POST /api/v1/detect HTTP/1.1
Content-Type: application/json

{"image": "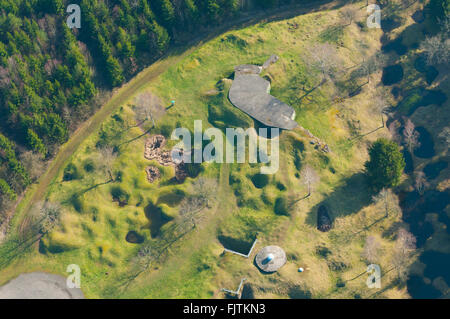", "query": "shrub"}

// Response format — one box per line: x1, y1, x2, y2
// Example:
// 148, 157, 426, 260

276, 182, 286, 191
185, 162, 203, 178
115, 170, 123, 182
274, 196, 289, 216
160, 123, 174, 138
70, 194, 85, 212
251, 173, 269, 189
83, 158, 95, 172
63, 163, 82, 181
111, 186, 130, 205
365, 138, 405, 191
